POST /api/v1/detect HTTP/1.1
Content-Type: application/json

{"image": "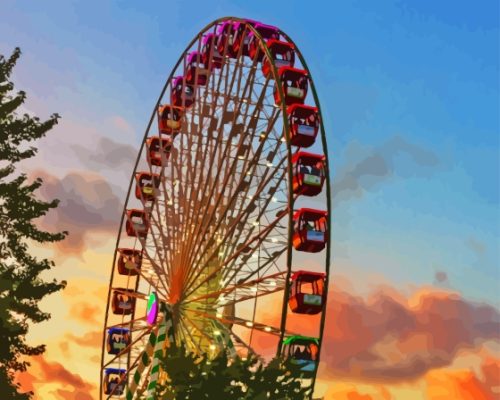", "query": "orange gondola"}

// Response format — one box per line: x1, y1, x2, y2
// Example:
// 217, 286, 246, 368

146, 136, 172, 167
135, 172, 160, 202
157, 104, 183, 135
